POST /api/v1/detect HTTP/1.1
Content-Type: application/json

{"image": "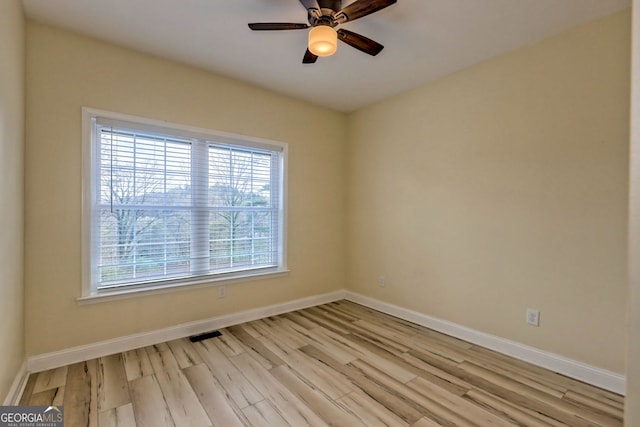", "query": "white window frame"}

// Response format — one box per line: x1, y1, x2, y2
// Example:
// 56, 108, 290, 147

80, 108, 288, 302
